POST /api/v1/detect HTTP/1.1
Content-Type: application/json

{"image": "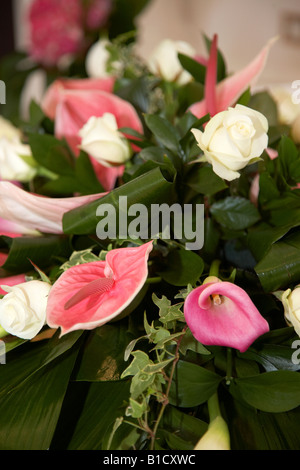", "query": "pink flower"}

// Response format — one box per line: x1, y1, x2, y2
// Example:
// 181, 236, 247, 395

46, 241, 153, 335
85, 0, 113, 30
42, 78, 143, 190
42, 77, 115, 121
28, 0, 84, 67
0, 274, 27, 296
0, 181, 106, 234
184, 277, 269, 353
189, 36, 276, 119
